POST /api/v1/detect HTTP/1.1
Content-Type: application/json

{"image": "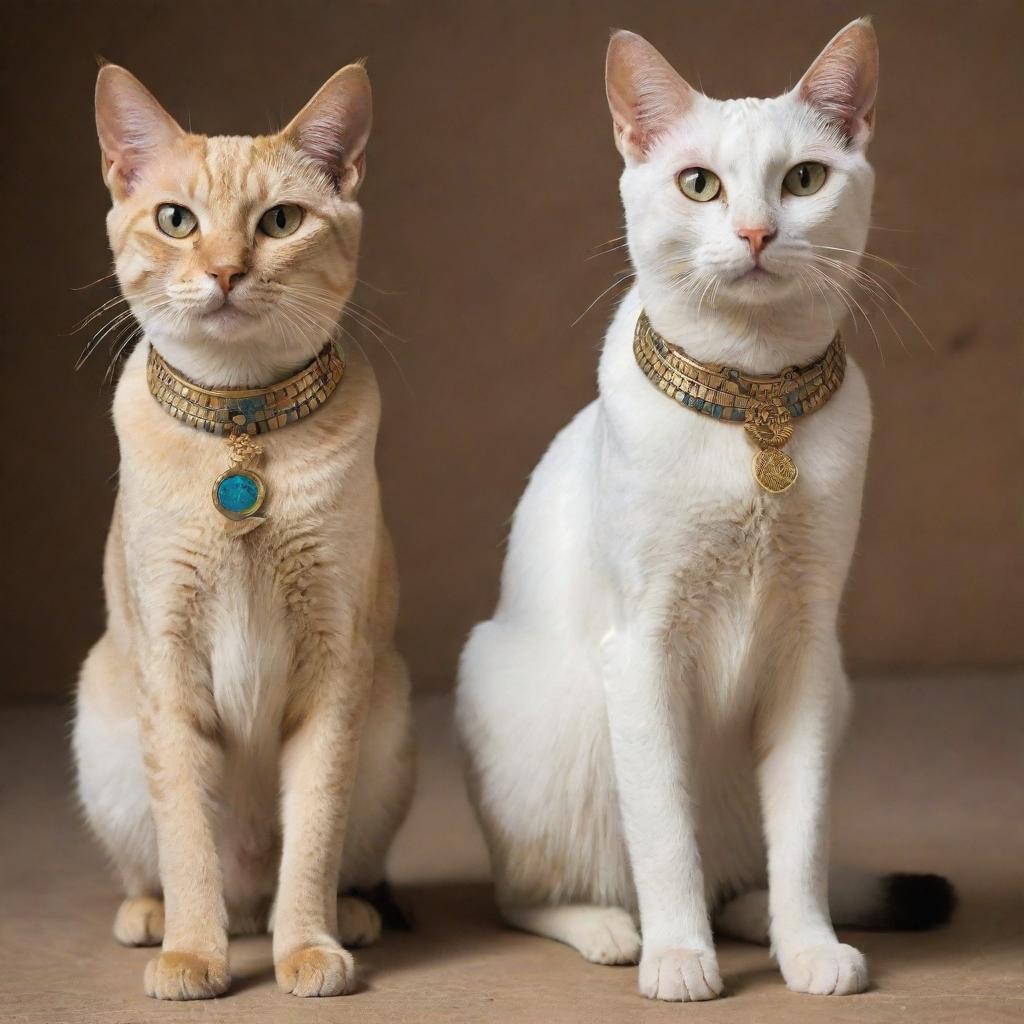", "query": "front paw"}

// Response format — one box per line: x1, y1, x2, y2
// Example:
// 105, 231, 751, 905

779, 942, 868, 995
144, 951, 229, 1000
275, 942, 355, 997
639, 948, 723, 1002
